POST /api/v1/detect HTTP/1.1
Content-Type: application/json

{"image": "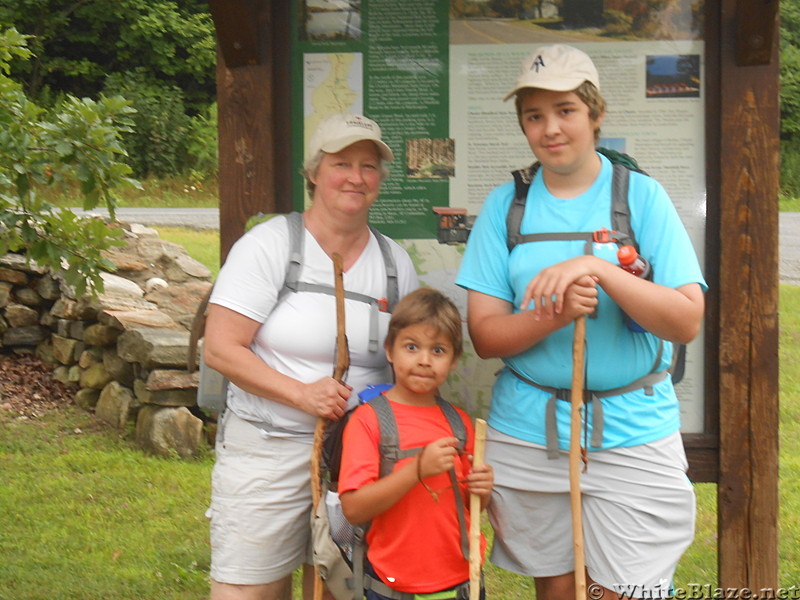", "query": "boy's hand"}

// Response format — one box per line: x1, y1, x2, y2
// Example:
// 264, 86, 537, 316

418, 437, 459, 479
467, 463, 494, 500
